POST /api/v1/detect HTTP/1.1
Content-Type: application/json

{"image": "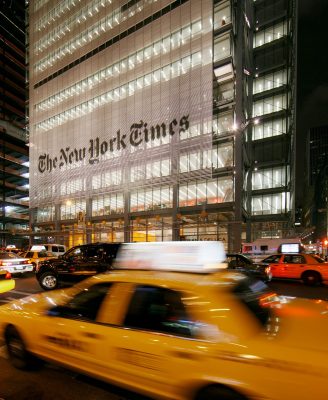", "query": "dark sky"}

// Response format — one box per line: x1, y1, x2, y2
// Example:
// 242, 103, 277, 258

298, 0, 328, 129
296, 0, 328, 204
